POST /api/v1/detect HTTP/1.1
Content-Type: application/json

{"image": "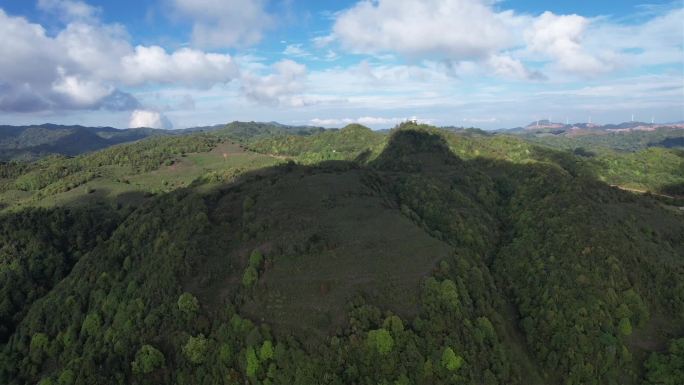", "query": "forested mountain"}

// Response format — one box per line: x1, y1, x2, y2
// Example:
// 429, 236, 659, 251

0, 123, 682, 385
0, 125, 167, 161
0, 122, 325, 162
